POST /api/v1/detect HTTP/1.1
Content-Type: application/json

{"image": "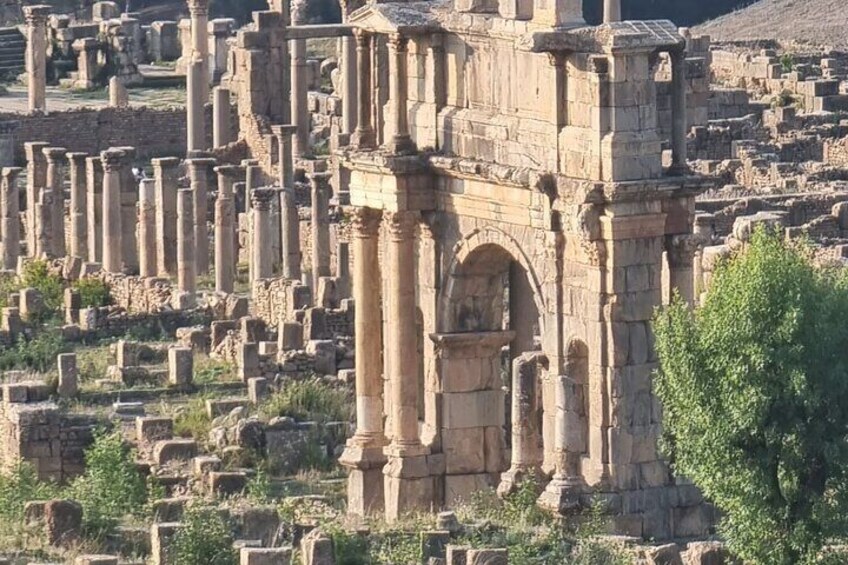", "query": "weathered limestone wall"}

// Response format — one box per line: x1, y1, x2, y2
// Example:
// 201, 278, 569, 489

0, 104, 238, 163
